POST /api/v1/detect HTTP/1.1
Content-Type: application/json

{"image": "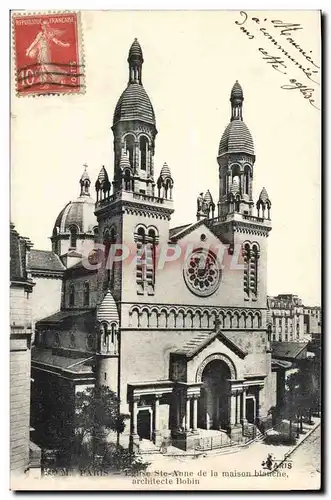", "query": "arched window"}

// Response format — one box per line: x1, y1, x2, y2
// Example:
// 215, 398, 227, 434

69, 283, 75, 307
164, 179, 172, 200
244, 166, 250, 195
148, 228, 157, 287
69, 226, 78, 249
136, 227, 146, 295
125, 134, 135, 169
102, 323, 108, 347
139, 136, 148, 171
83, 282, 90, 307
